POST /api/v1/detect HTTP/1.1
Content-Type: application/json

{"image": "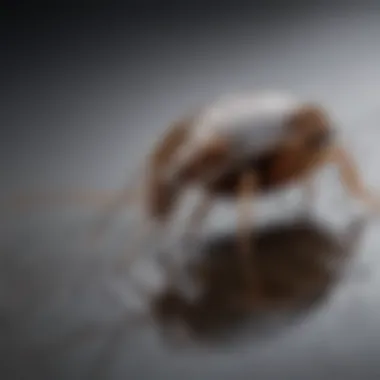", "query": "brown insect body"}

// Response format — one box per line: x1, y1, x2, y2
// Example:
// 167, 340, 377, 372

146, 104, 333, 221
